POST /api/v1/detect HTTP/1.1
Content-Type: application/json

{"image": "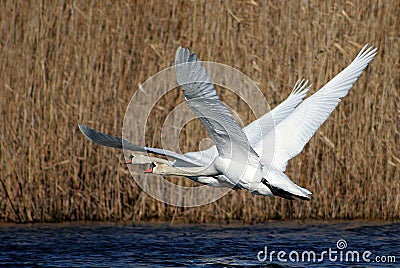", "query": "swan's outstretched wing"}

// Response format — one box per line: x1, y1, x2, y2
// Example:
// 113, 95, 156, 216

244, 79, 311, 148
175, 46, 259, 163
181, 80, 311, 166
256, 45, 377, 171
79, 124, 138, 151
78, 124, 201, 166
